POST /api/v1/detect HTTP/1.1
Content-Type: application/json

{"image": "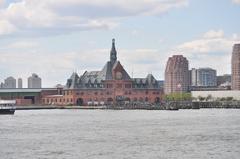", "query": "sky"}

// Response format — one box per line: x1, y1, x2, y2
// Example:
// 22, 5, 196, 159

0, 0, 240, 87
